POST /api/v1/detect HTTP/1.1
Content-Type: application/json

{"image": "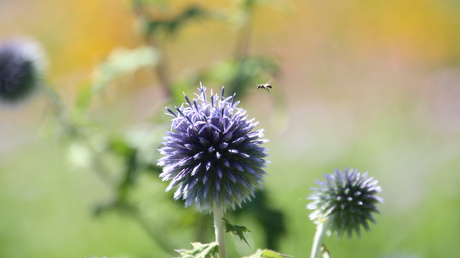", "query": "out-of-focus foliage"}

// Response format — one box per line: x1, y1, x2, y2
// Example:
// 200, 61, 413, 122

75, 46, 159, 118
139, 4, 208, 37
91, 47, 158, 93
194, 56, 280, 97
